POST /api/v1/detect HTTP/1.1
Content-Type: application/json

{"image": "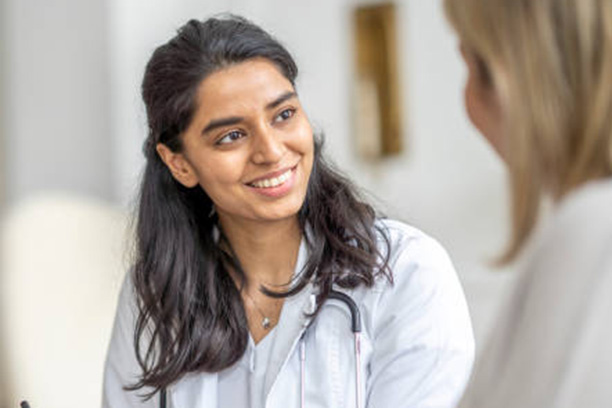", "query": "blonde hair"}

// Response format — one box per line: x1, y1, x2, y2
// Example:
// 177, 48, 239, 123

445, 0, 612, 263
